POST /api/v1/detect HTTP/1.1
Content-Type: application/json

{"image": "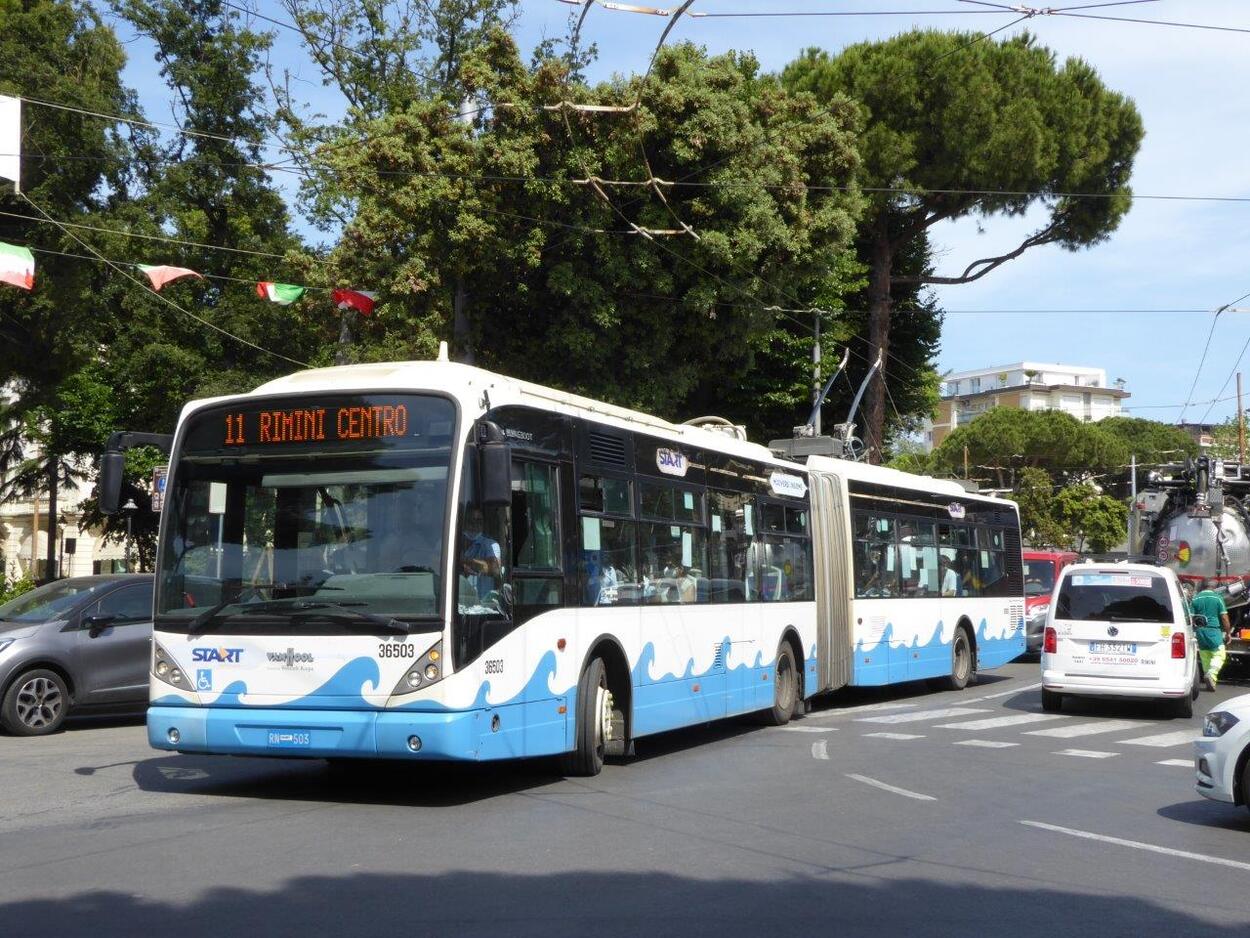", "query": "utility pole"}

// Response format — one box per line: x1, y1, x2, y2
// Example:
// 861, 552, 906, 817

963, 444, 970, 480
1239, 372, 1246, 464
812, 311, 821, 435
